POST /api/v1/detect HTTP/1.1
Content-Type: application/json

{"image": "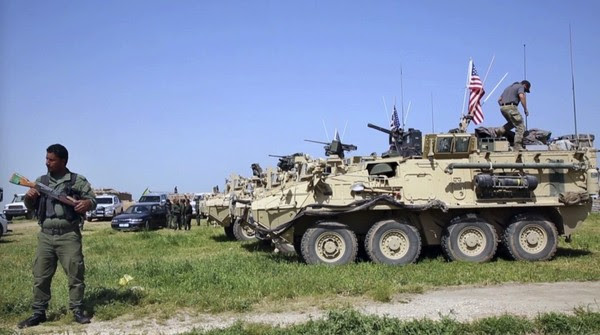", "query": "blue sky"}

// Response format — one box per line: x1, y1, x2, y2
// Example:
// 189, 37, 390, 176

1, 0, 599, 205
